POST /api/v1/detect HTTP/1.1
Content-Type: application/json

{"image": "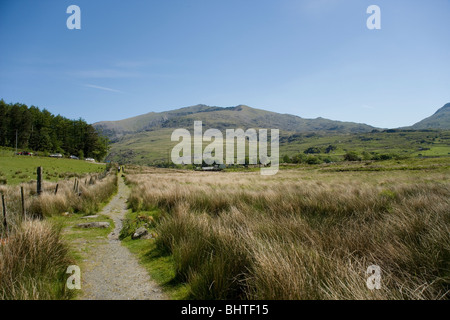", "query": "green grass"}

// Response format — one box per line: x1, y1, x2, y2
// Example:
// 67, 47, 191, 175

281, 130, 450, 158
51, 213, 114, 242
120, 209, 190, 299
48, 213, 115, 299
0, 148, 106, 185
105, 128, 450, 166
45, 180, 118, 299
